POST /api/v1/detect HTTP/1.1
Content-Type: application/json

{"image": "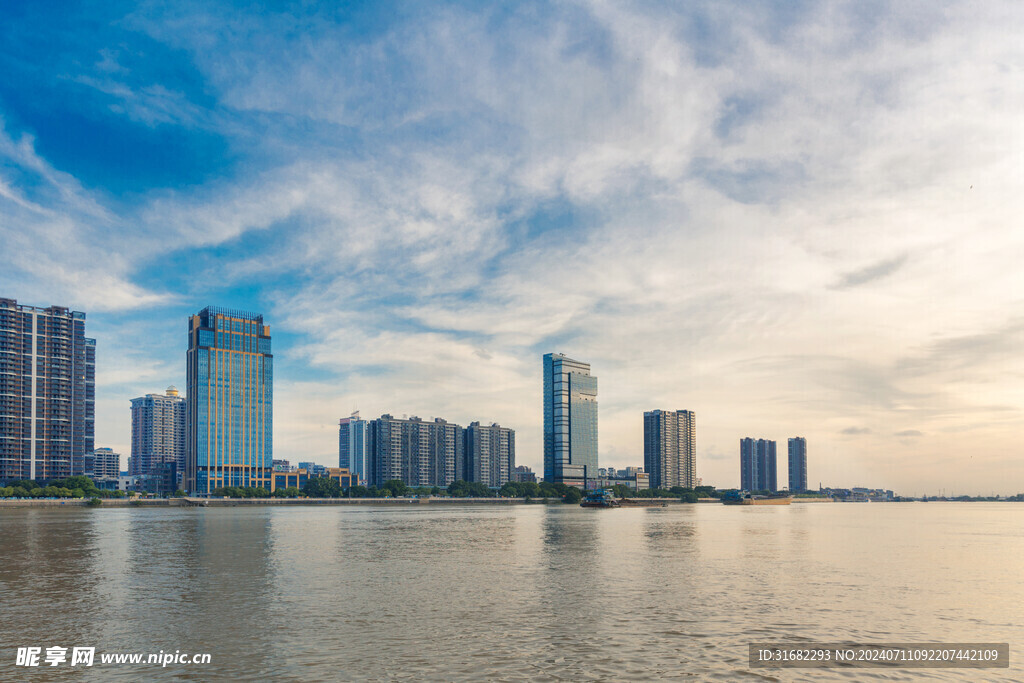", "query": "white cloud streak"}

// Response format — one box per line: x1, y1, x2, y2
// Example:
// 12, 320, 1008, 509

4, 1, 1024, 492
